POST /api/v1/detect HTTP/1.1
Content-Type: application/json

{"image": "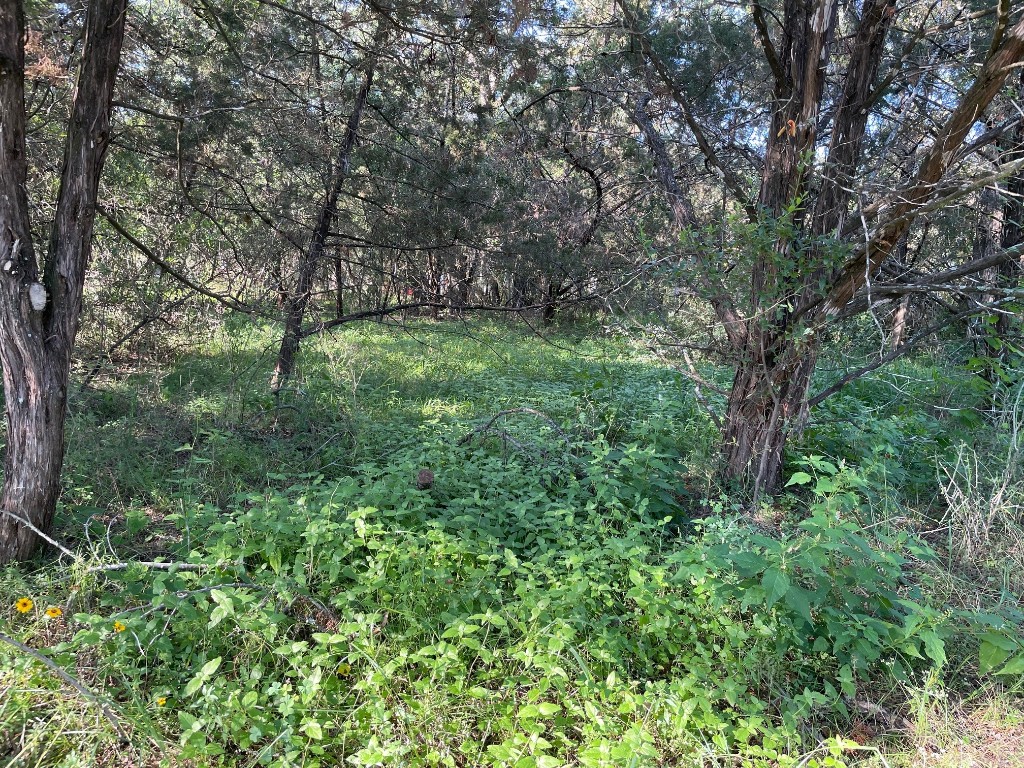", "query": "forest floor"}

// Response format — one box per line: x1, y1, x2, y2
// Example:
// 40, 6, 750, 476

1, 319, 1022, 767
